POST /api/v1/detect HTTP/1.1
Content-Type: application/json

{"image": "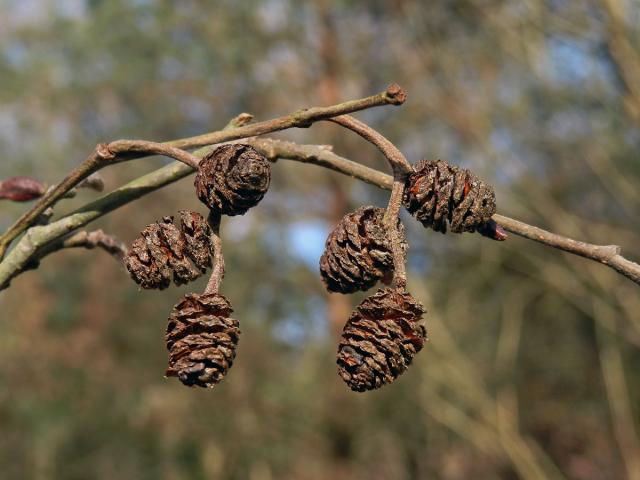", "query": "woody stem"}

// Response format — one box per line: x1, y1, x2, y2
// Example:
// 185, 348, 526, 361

204, 210, 225, 295
386, 175, 408, 289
